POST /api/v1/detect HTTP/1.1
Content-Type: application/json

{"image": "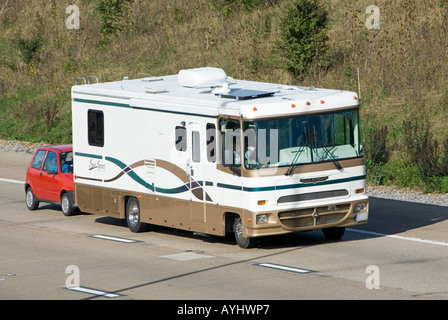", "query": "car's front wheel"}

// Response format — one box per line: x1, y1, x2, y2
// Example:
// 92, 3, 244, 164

25, 187, 39, 211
